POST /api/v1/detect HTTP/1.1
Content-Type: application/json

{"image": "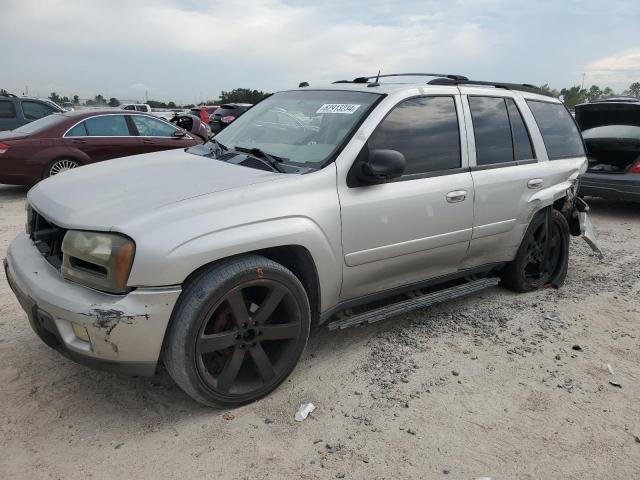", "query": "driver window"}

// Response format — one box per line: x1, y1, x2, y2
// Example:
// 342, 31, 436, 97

368, 96, 461, 177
